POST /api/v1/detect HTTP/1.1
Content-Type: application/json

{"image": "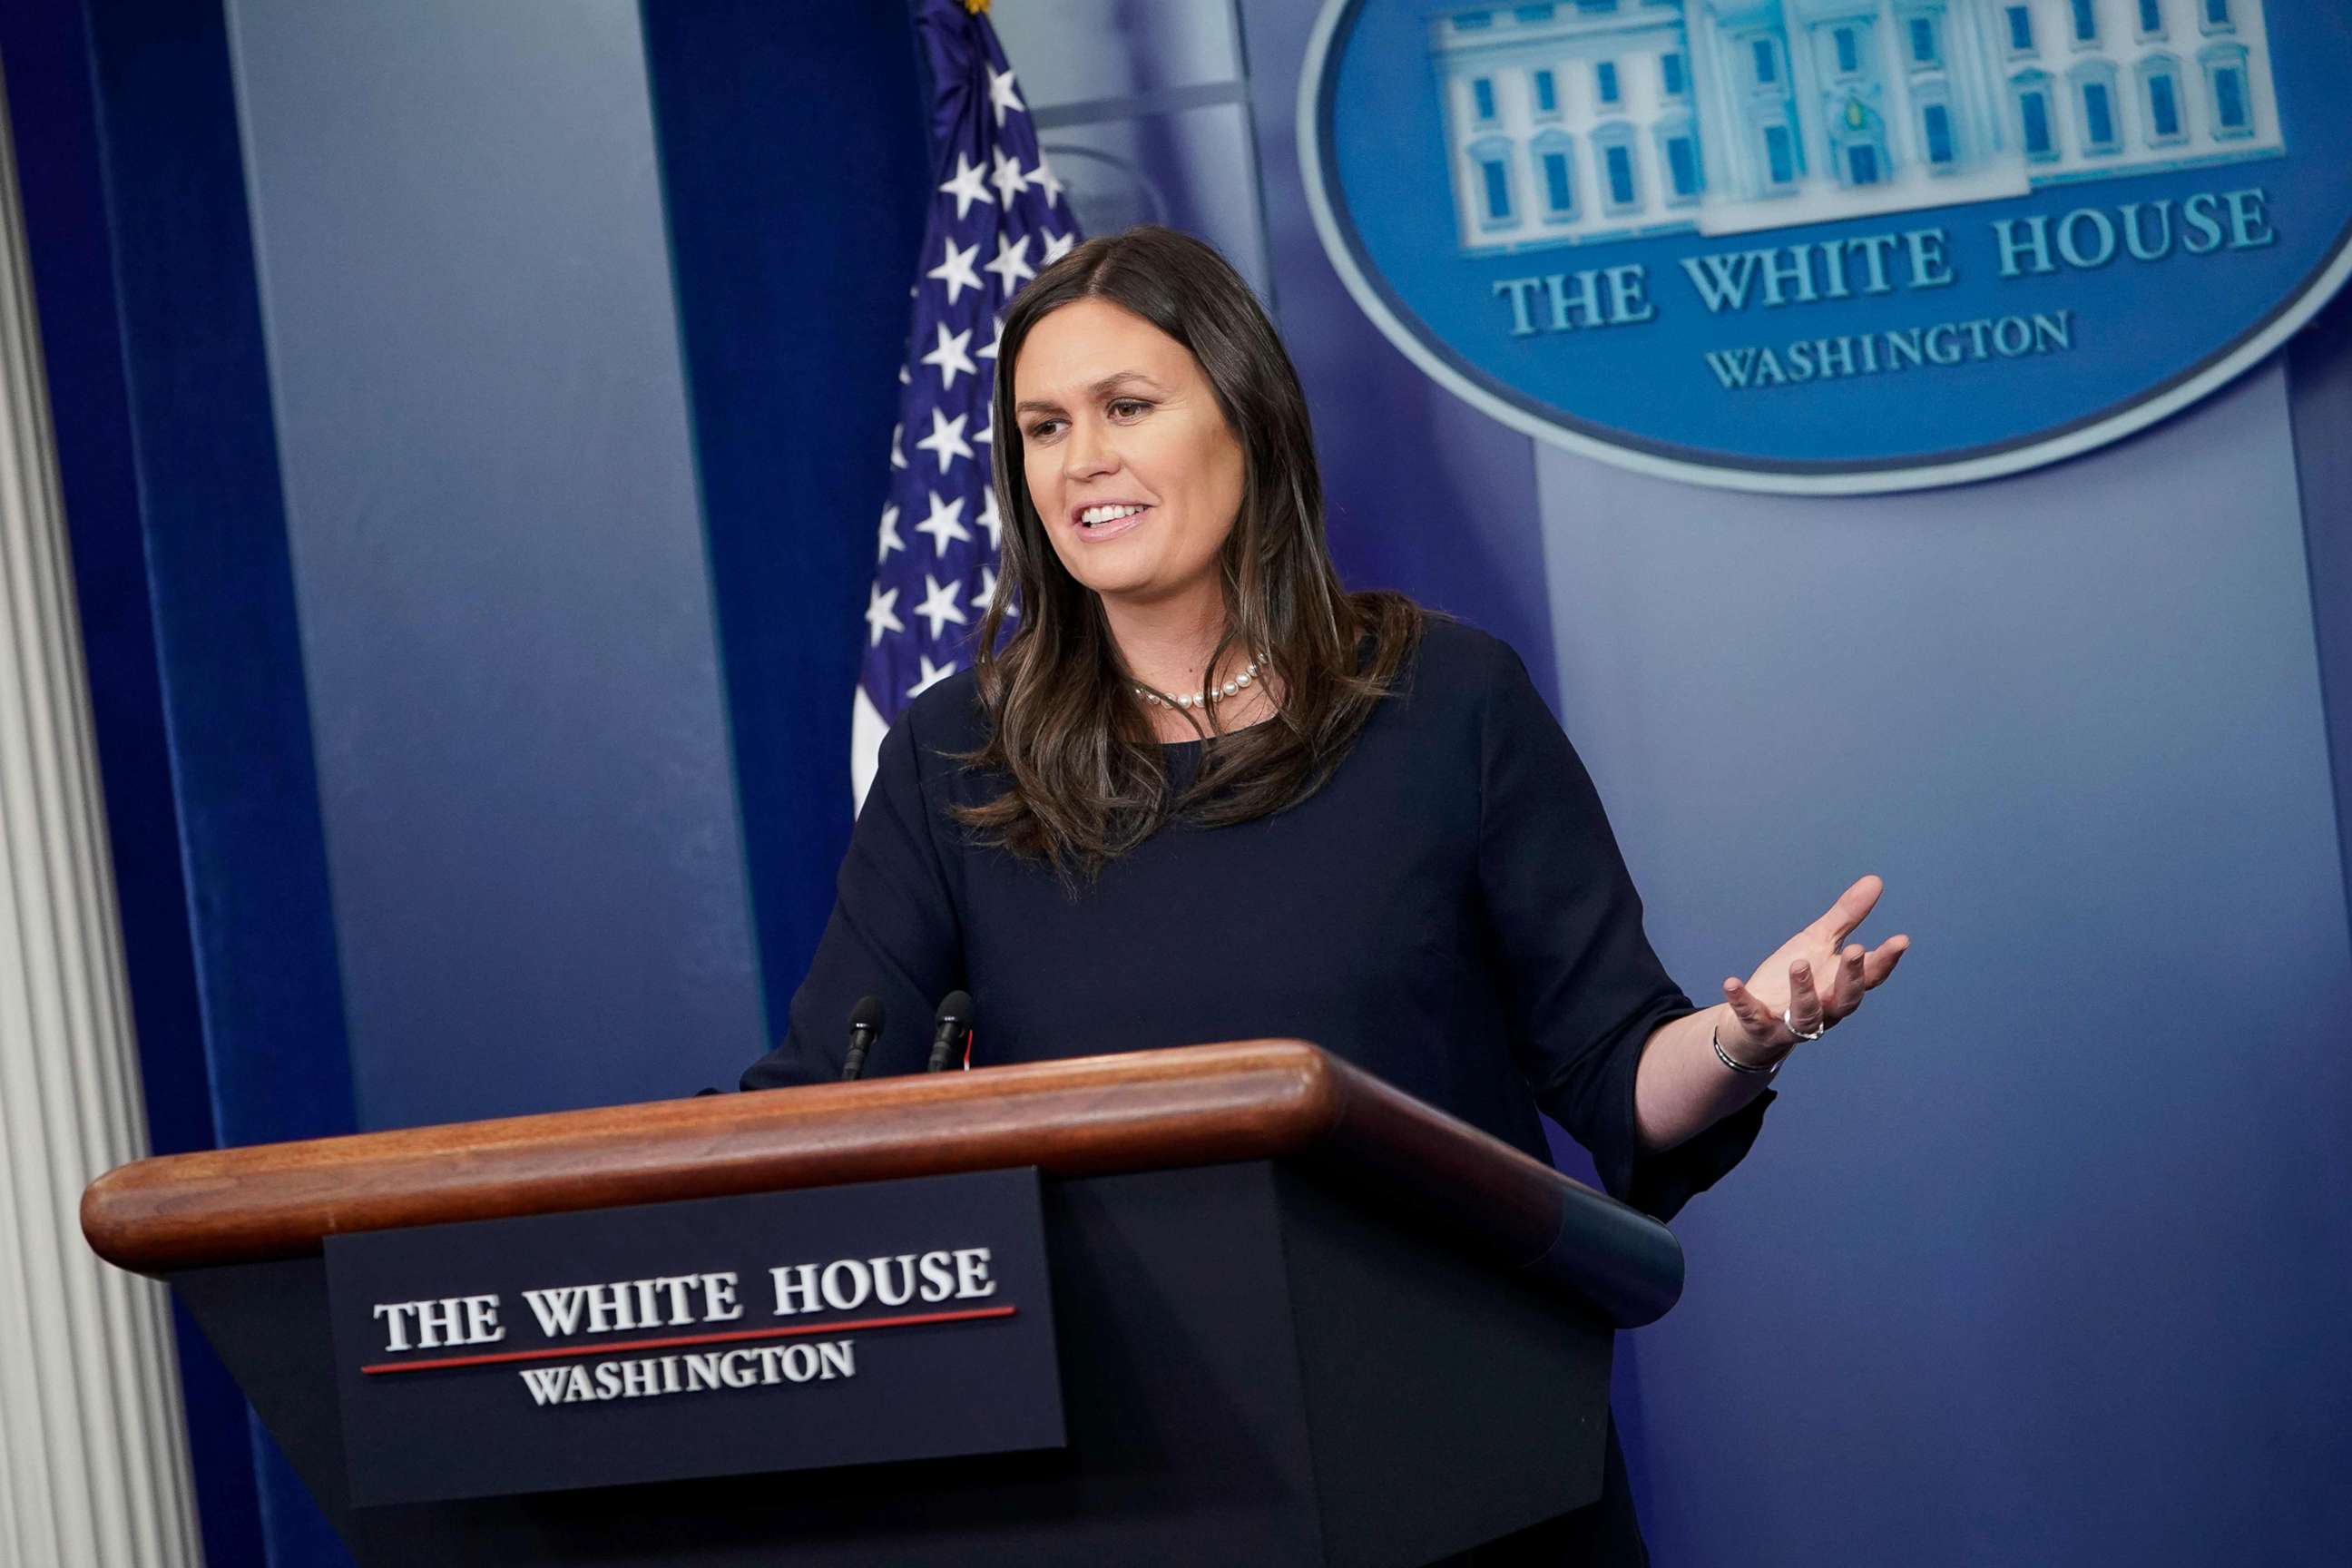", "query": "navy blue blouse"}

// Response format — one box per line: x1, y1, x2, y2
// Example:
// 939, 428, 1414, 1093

743, 620, 1769, 1221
